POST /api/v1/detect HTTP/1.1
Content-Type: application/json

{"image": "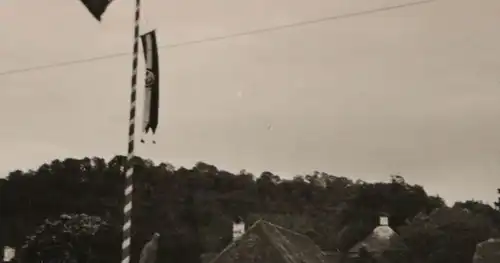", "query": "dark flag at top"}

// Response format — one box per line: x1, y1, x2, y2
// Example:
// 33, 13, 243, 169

140, 30, 160, 144
79, 0, 113, 21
